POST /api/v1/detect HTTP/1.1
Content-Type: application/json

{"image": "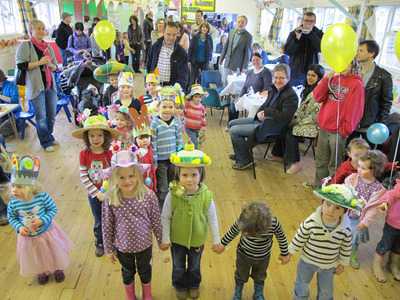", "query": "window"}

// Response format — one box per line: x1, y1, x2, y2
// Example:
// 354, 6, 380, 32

34, 1, 60, 29
260, 8, 275, 36
391, 8, 400, 31
374, 7, 390, 47
0, 0, 22, 35
279, 8, 301, 43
